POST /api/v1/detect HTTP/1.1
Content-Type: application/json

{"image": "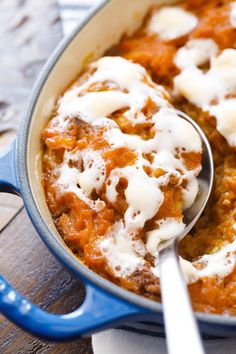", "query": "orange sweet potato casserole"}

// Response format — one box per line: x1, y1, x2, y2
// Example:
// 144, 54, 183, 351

42, 0, 236, 315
